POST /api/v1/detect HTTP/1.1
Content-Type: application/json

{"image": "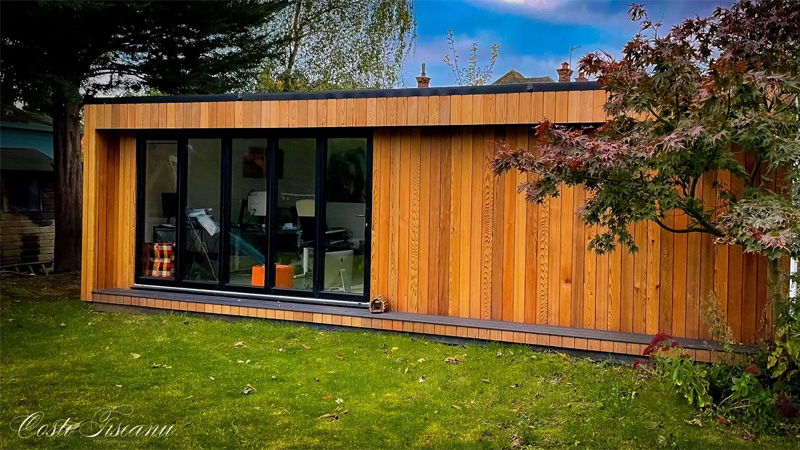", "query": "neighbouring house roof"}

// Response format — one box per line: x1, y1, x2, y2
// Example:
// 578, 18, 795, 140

492, 70, 555, 85
0, 147, 54, 172
1, 105, 52, 128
